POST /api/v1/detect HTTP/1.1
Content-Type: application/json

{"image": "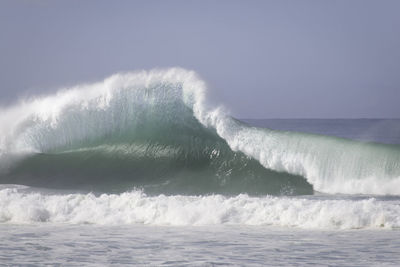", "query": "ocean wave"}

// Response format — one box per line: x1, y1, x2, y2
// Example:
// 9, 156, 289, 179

0, 68, 399, 195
